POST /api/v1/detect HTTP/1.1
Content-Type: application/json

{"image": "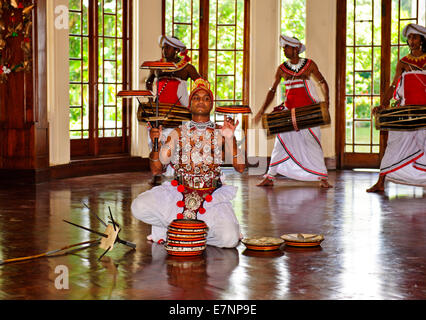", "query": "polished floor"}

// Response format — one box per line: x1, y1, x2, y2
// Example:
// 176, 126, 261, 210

0, 169, 425, 300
